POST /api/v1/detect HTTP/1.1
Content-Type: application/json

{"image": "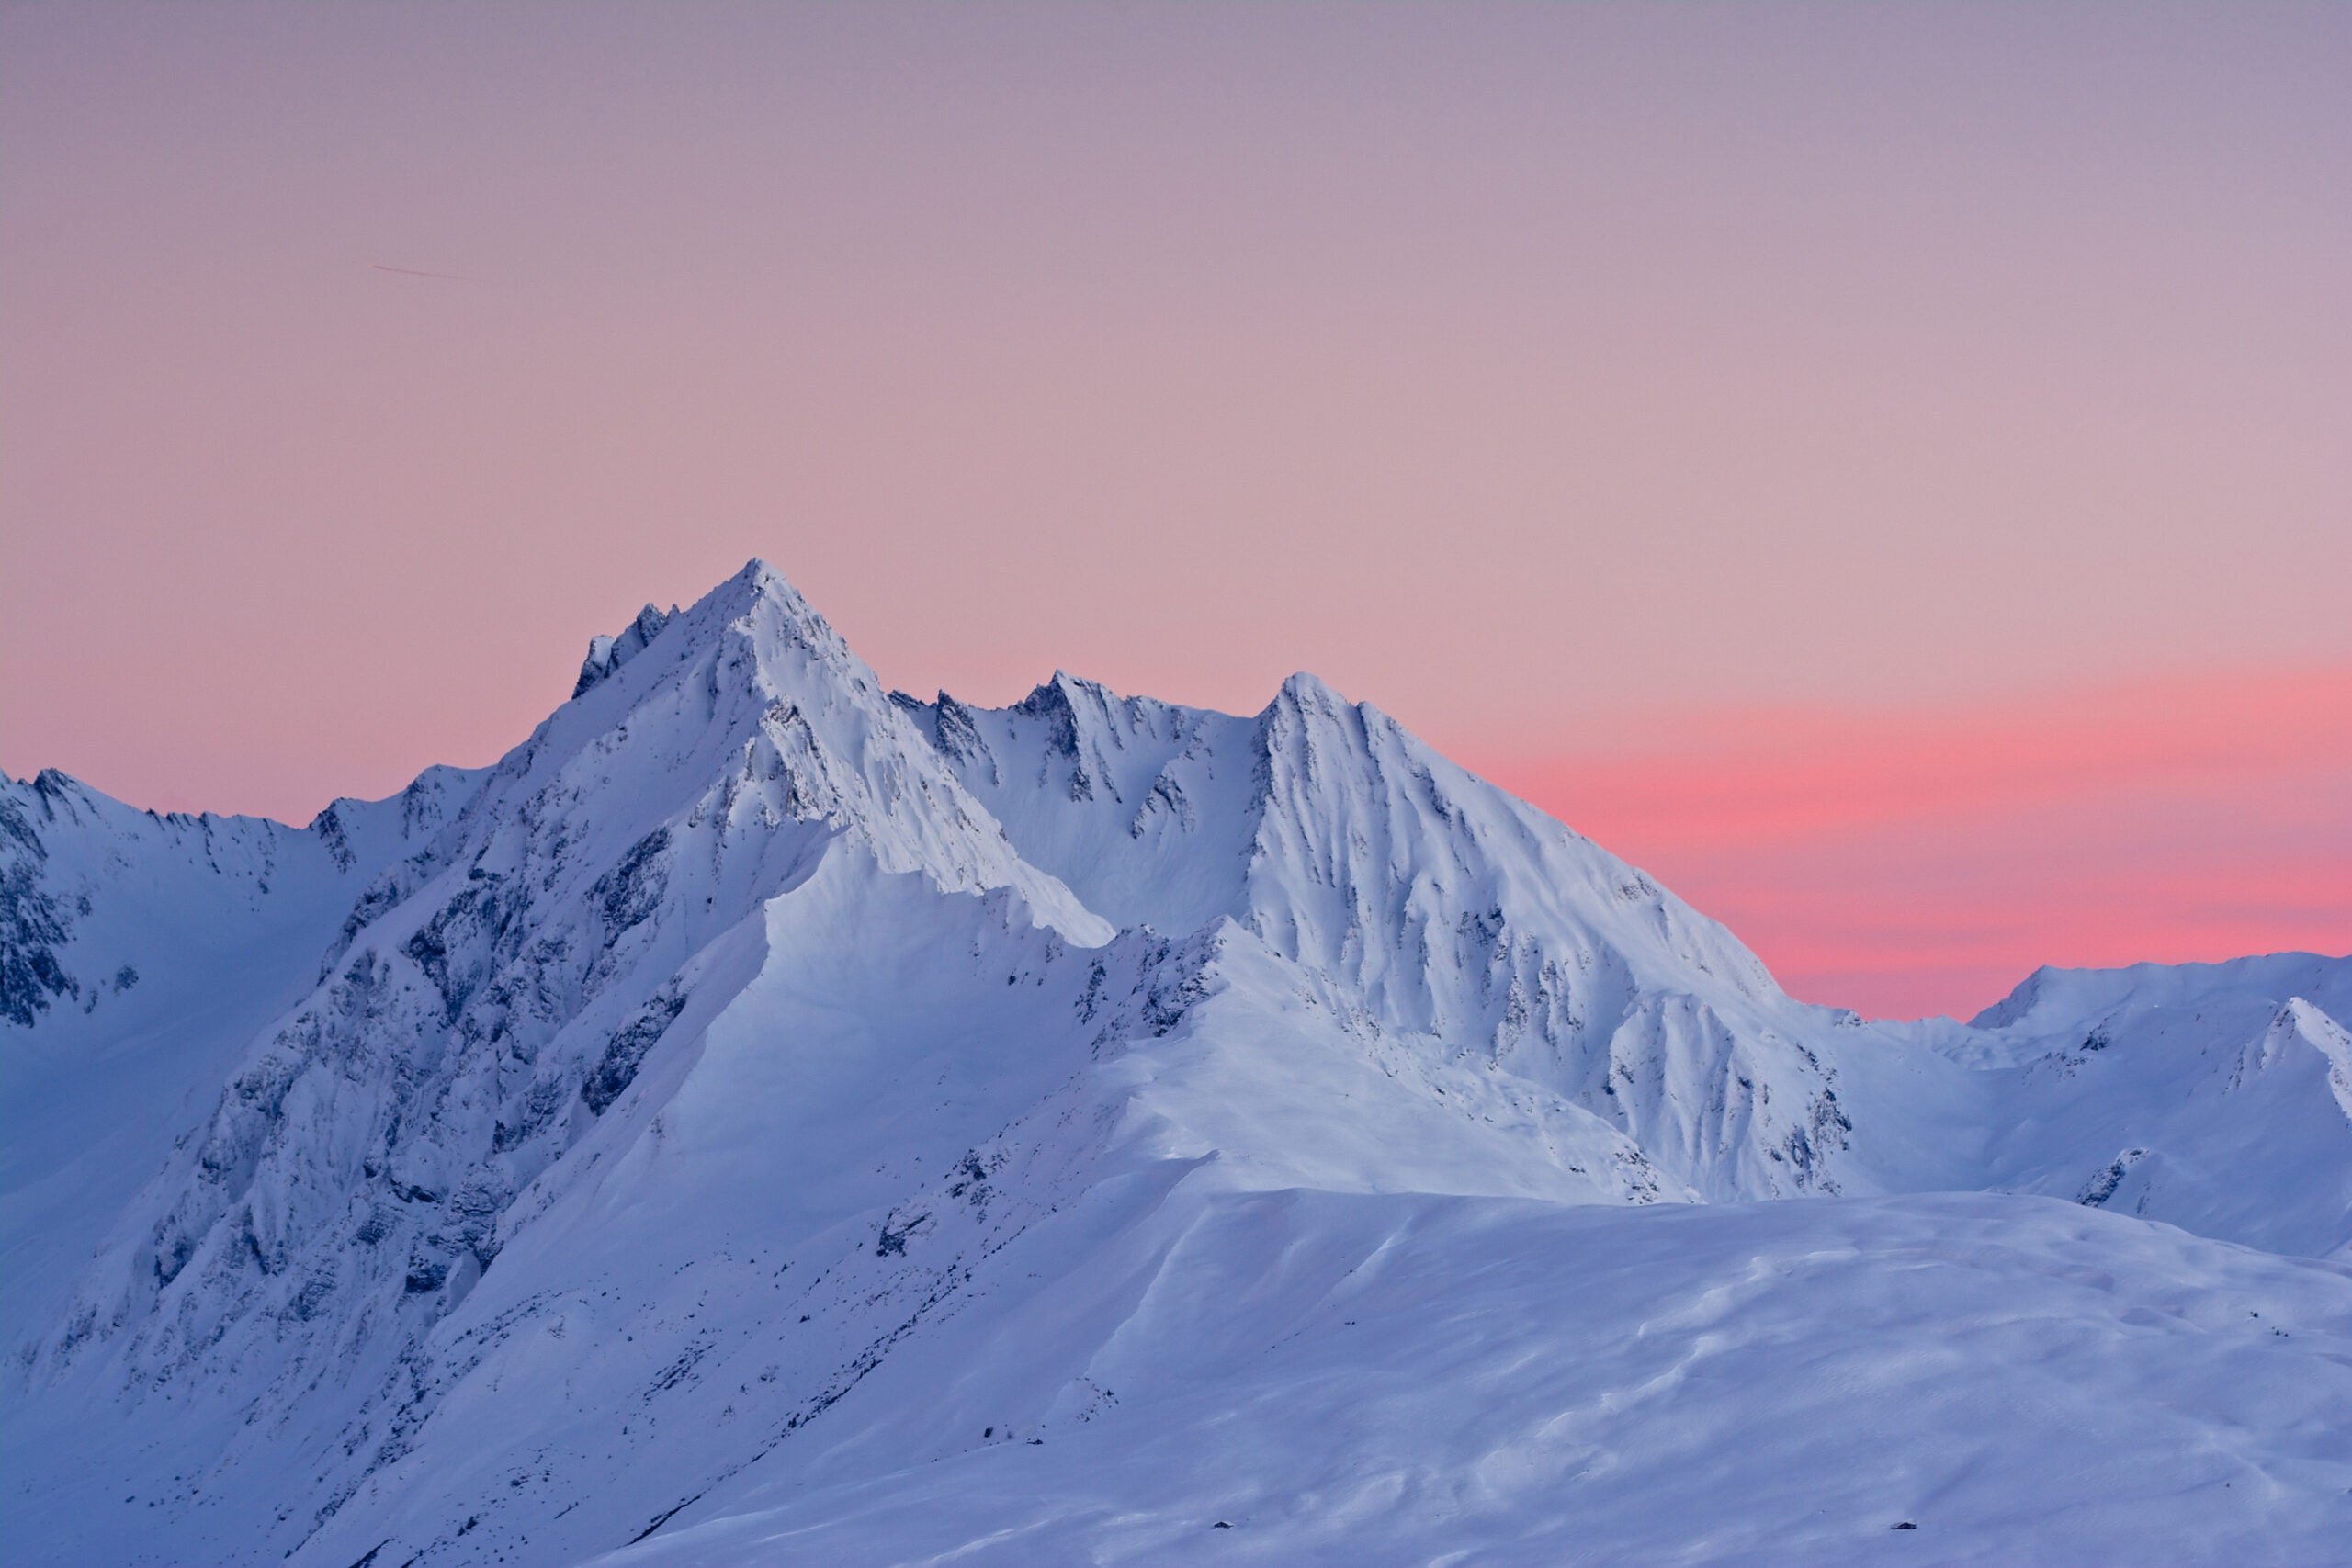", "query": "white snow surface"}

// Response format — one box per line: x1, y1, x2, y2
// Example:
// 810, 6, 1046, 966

3, 559, 2347, 1567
